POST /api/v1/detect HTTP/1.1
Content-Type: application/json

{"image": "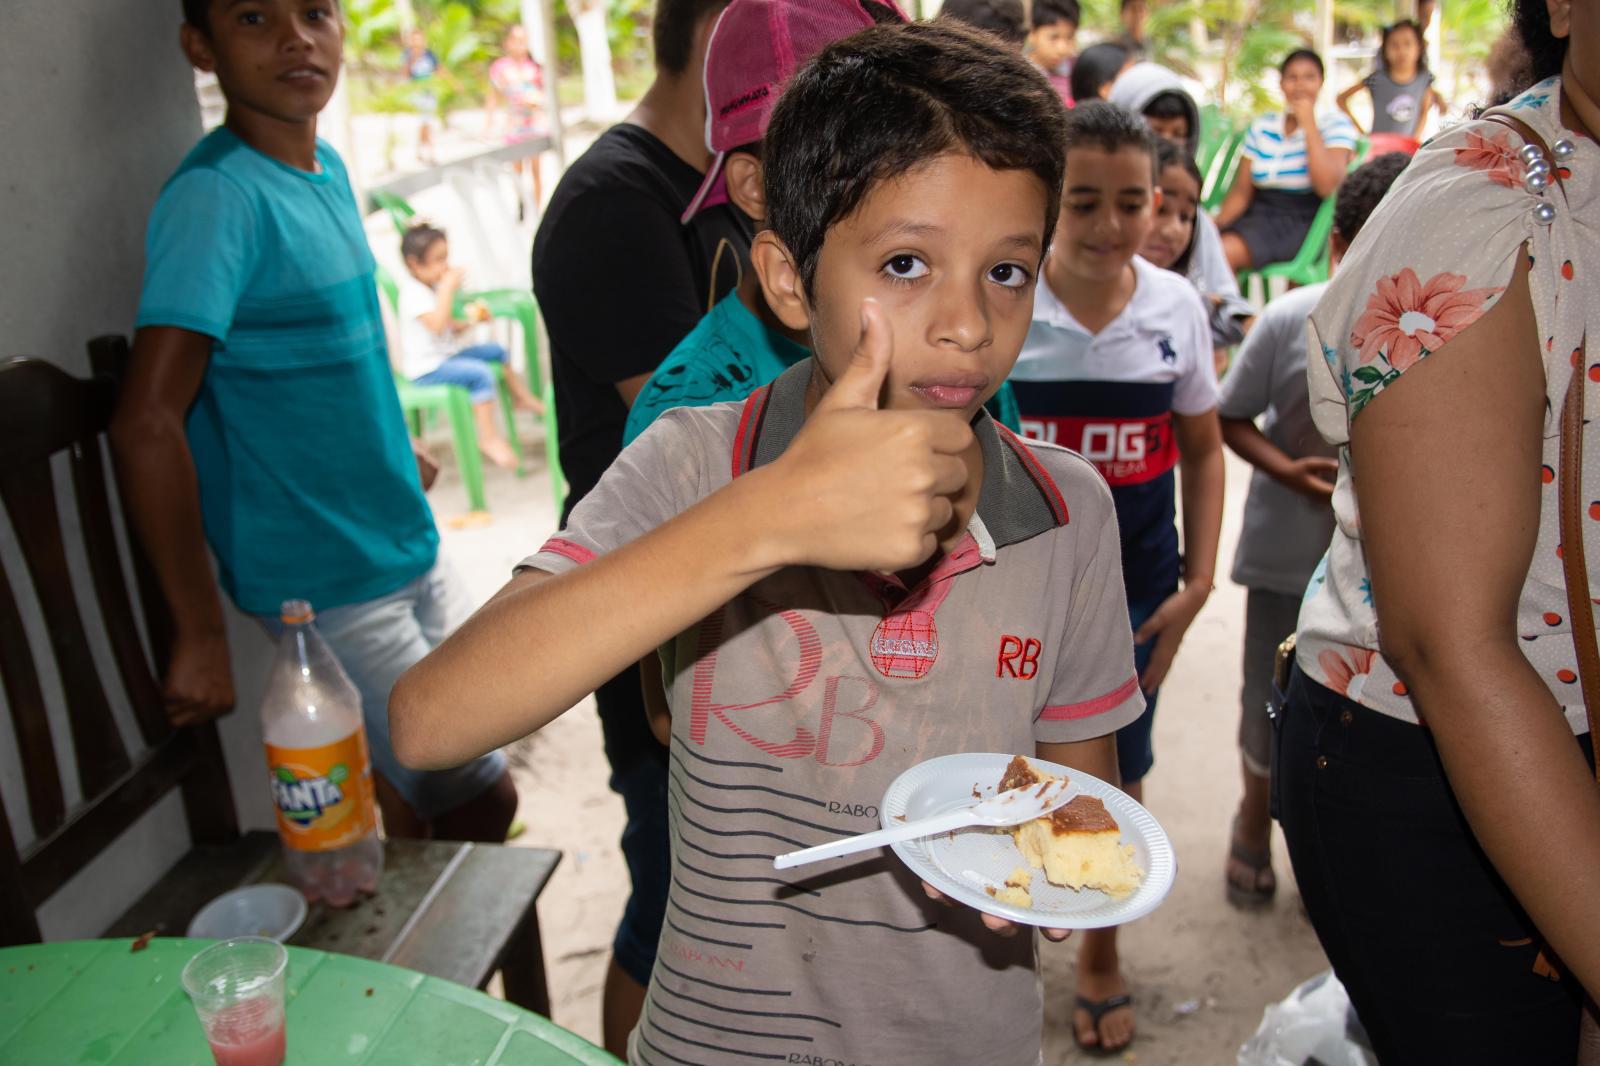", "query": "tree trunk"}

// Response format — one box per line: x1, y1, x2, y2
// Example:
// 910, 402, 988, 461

574, 0, 618, 119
